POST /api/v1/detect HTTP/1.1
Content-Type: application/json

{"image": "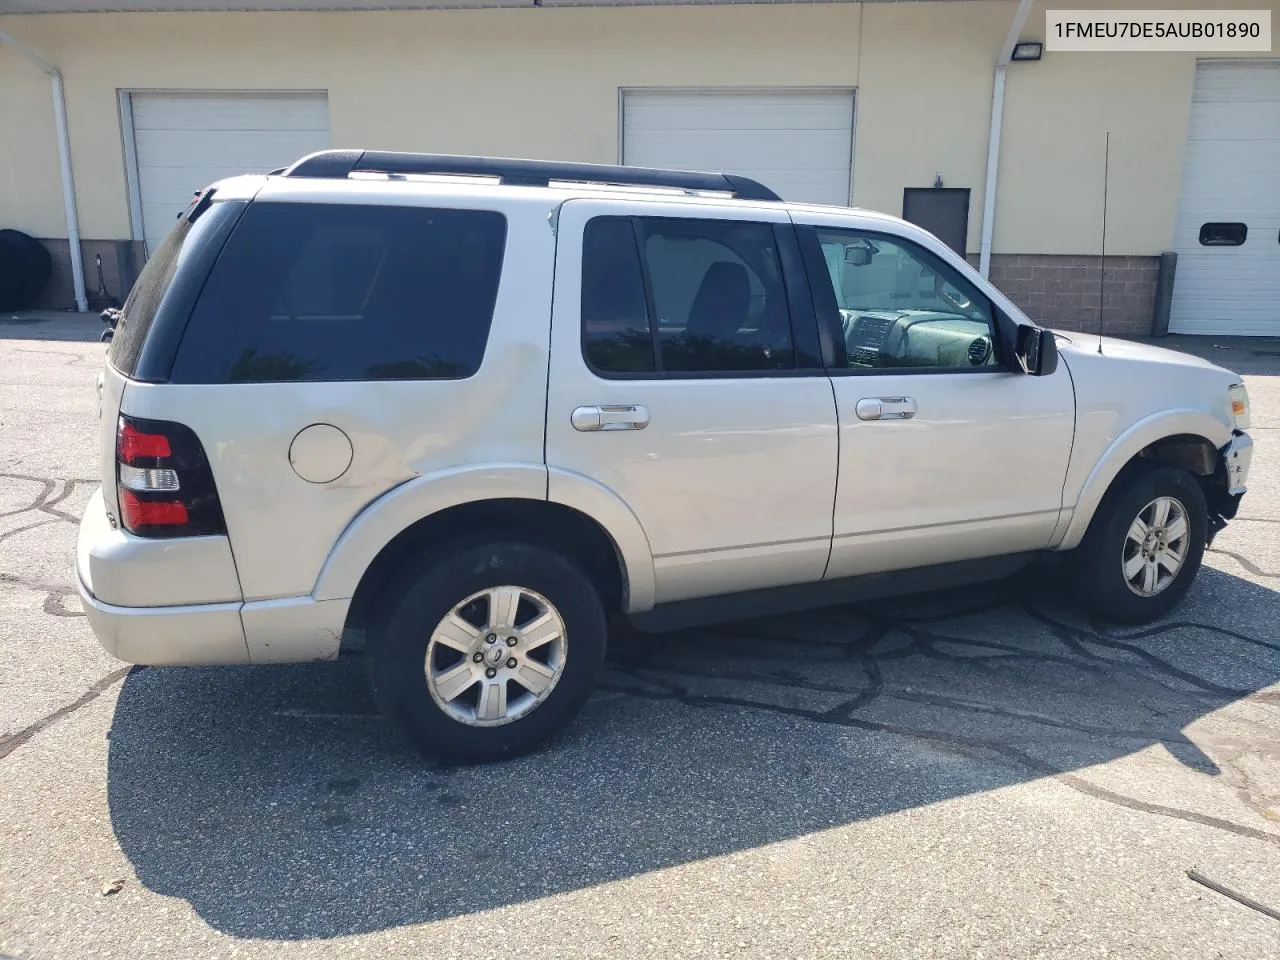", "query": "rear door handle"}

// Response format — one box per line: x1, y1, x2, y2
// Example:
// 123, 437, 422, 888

571, 404, 651, 432
855, 397, 917, 421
